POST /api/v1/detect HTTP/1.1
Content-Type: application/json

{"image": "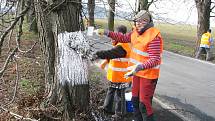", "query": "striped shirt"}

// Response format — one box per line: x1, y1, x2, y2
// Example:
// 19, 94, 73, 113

108, 31, 161, 69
